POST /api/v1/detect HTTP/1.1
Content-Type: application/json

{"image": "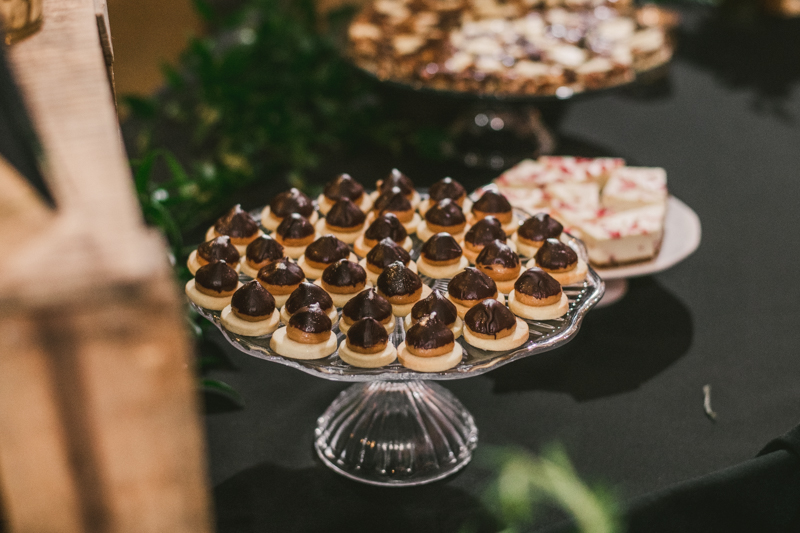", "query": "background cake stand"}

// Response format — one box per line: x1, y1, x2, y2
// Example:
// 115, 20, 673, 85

193, 233, 604, 486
